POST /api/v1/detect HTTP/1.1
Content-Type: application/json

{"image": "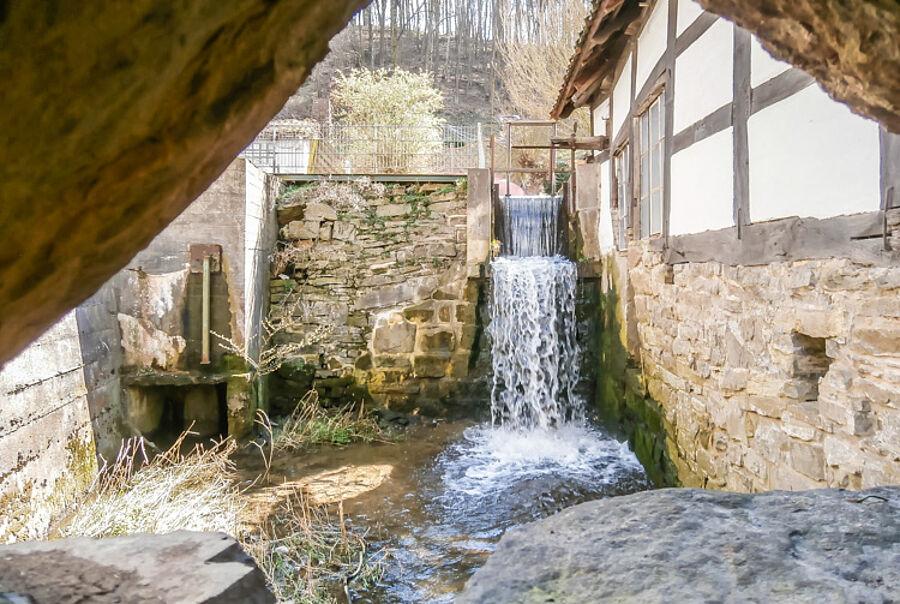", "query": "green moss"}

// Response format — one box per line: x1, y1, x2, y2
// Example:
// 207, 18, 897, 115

584, 267, 679, 488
